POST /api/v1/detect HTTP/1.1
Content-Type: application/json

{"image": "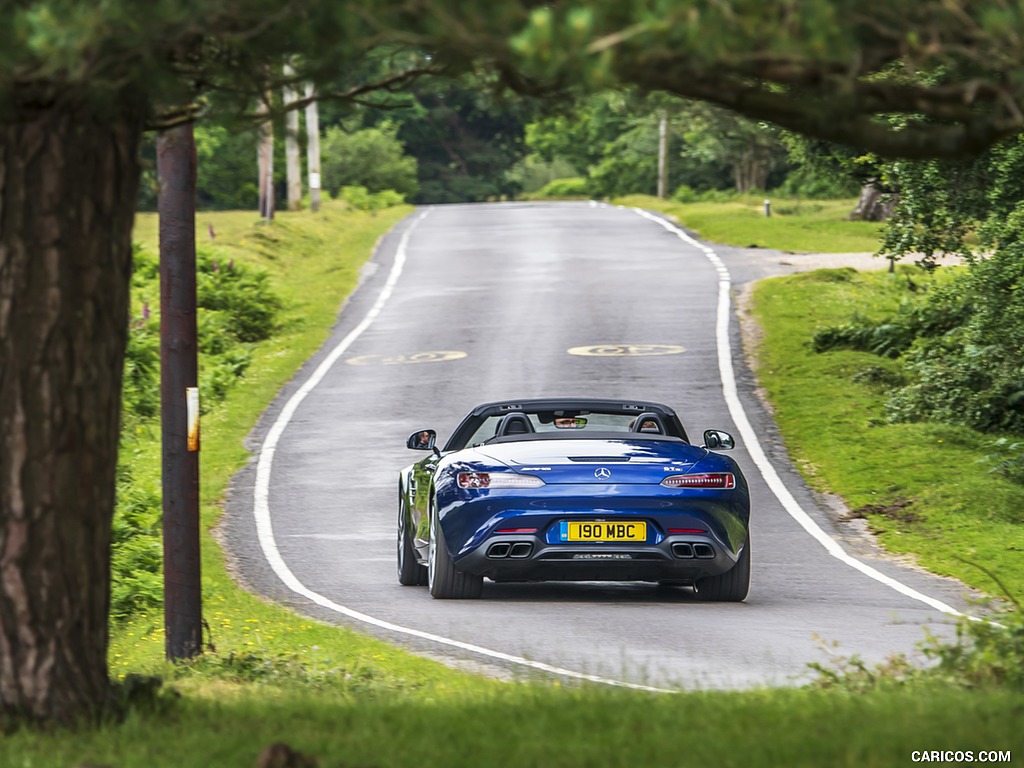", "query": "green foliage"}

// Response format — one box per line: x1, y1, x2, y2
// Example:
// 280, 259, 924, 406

813, 601, 1024, 694
110, 242, 284, 622
337, 185, 406, 211
111, 464, 163, 621
773, 165, 861, 199
925, 609, 1024, 691
677, 102, 788, 193
814, 246, 1024, 433
391, 76, 531, 203
320, 121, 418, 199
526, 92, 783, 198
122, 321, 160, 419
982, 438, 1024, 485
671, 184, 698, 202
778, 134, 874, 199
586, 118, 660, 197
194, 122, 261, 211
199, 346, 253, 407
196, 248, 280, 344
533, 177, 588, 198
526, 92, 632, 178
505, 154, 578, 194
